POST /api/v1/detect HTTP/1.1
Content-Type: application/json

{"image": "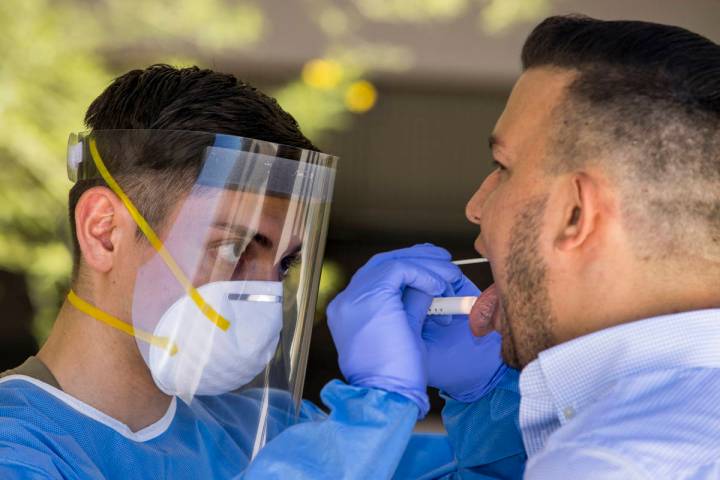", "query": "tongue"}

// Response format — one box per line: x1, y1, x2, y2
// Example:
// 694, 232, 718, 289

469, 283, 498, 337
